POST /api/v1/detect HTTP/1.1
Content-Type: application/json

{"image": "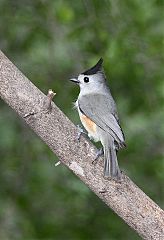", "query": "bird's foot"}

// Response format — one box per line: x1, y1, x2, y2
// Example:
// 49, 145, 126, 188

92, 148, 104, 164
77, 125, 87, 141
